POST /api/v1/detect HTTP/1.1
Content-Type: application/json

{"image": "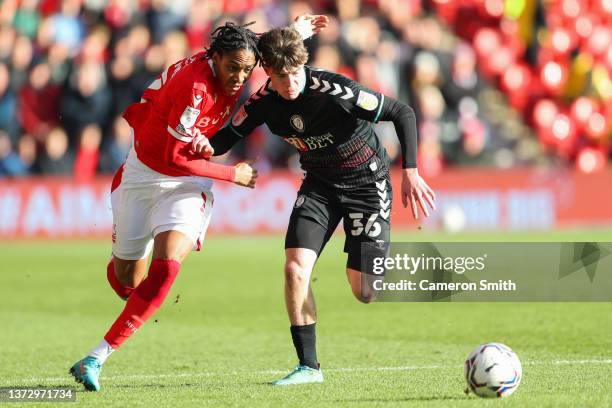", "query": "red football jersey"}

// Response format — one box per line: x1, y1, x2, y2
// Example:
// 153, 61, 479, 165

123, 52, 240, 181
